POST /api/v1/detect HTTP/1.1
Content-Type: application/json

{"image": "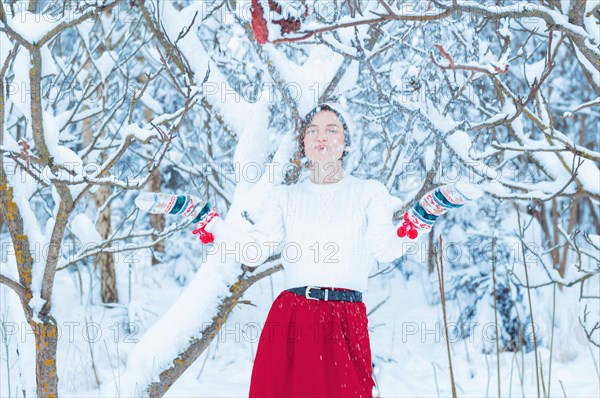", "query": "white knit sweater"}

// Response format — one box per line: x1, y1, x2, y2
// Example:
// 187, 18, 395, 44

205, 174, 418, 292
